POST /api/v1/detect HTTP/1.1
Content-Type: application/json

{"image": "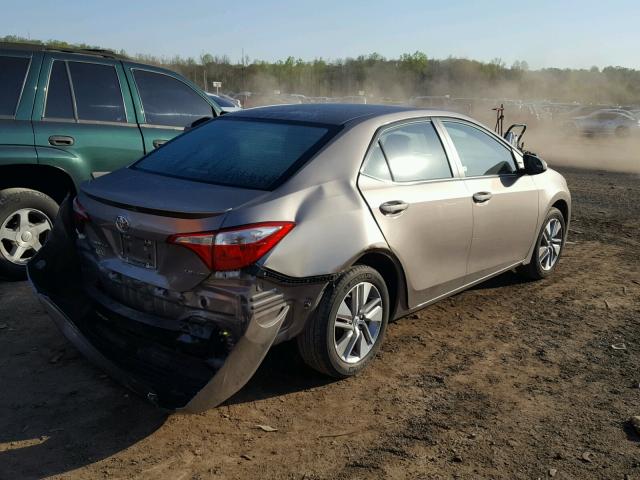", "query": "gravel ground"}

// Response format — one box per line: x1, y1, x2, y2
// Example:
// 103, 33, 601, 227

0, 165, 638, 480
